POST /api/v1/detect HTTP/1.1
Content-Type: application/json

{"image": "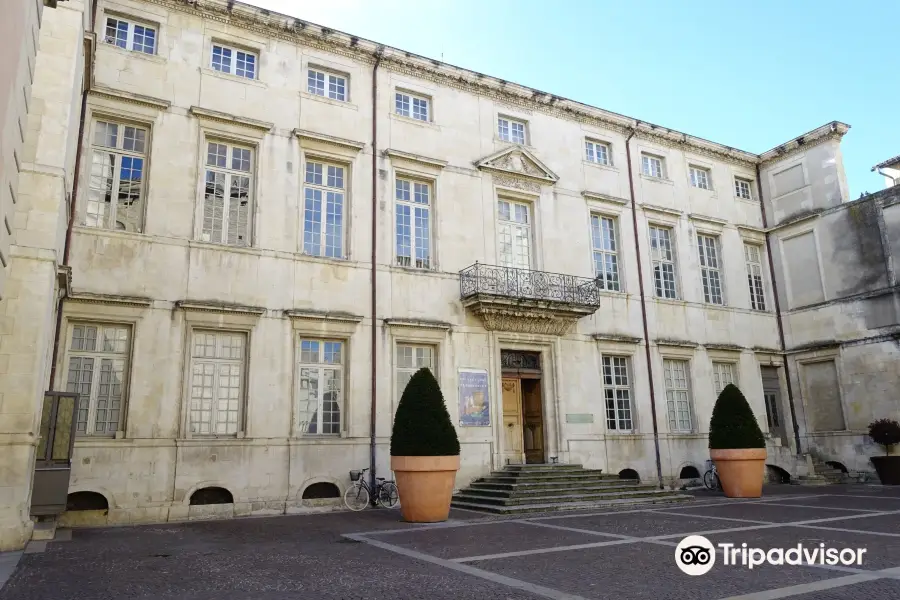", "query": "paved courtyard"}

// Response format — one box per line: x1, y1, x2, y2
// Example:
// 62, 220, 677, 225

2, 485, 900, 599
